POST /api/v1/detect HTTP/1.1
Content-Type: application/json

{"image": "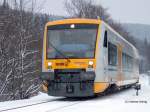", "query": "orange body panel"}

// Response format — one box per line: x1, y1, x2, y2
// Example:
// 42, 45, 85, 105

44, 59, 96, 70
94, 83, 109, 93
117, 44, 123, 86
46, 18, 101, 26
